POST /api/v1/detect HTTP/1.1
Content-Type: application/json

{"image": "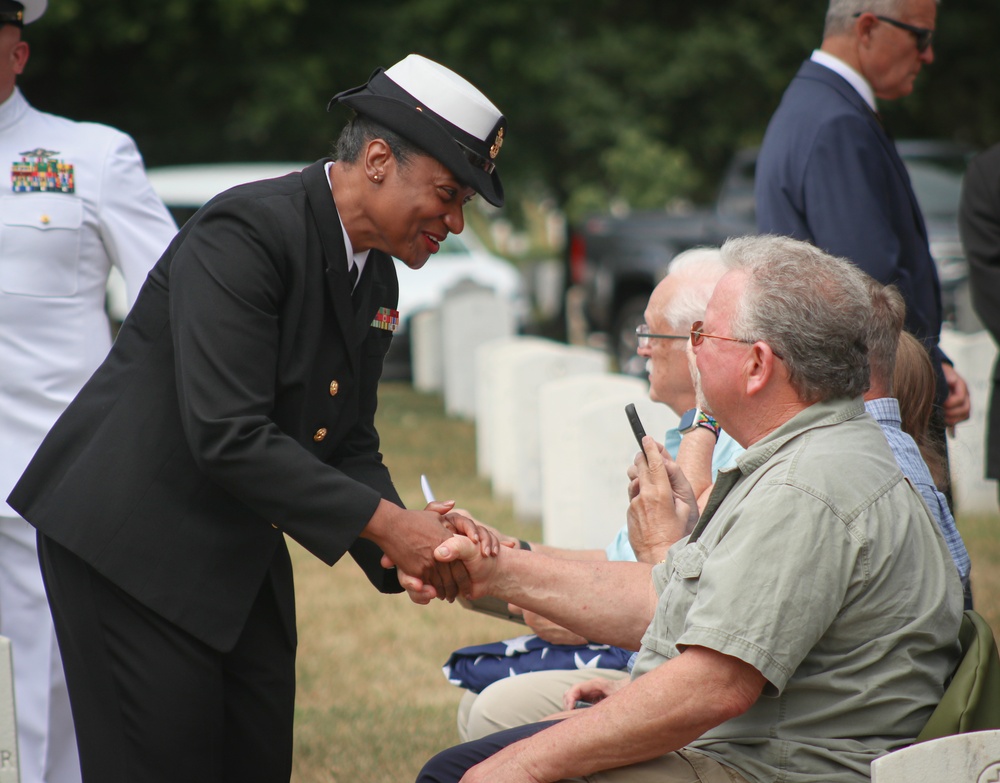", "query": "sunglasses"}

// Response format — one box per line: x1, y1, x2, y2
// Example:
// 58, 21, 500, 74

853, 13, 934, 52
